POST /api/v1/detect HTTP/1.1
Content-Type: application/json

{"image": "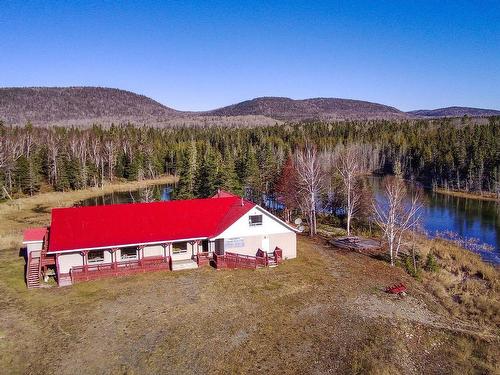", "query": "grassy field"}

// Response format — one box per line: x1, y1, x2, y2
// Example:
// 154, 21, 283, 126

0, 180, 499, 374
